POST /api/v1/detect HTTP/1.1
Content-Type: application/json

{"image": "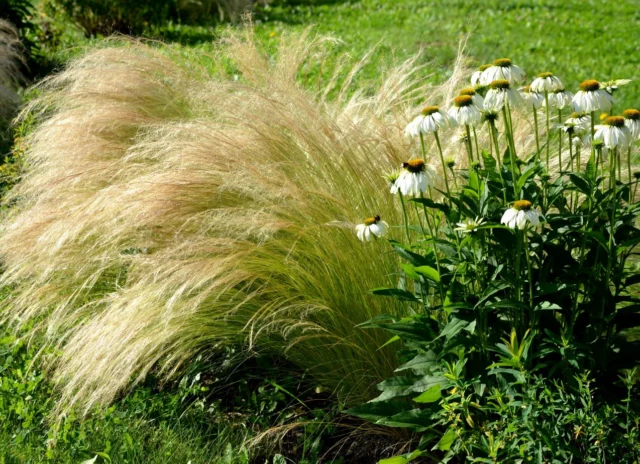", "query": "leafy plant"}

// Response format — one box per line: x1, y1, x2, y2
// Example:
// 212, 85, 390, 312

348, 61, 640, 462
